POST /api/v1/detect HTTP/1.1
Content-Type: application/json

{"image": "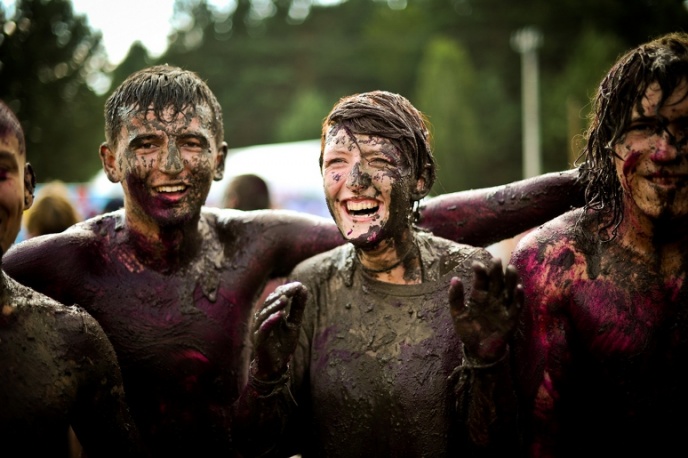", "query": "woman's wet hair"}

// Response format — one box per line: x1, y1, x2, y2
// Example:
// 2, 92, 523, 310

321, 90, 436, 195
580, 32, 688, 238
104, 65, 224, 148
